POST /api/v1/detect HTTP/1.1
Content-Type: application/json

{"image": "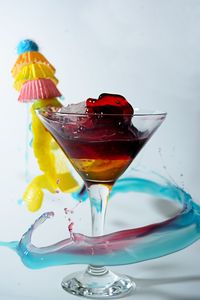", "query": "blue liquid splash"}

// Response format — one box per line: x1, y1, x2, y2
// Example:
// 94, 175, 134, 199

0, 174, 199, 269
